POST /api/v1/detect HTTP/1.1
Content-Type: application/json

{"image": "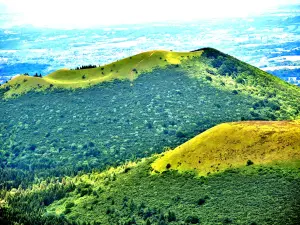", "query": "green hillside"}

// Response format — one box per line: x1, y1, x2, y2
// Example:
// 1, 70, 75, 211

0, 48, 300, 224
1, 48, 300, 188
1, 122, 300, 225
